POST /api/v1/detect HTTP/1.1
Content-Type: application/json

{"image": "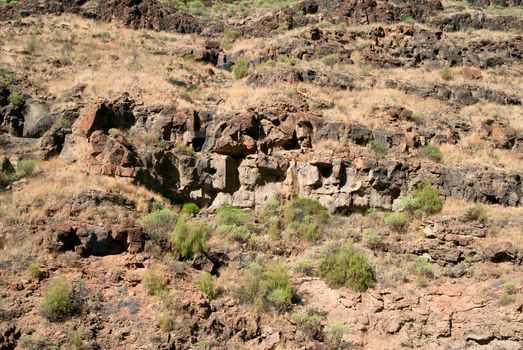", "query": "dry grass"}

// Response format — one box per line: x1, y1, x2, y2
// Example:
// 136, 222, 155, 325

0, 158, 167, 227
0, 14, 212, 105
